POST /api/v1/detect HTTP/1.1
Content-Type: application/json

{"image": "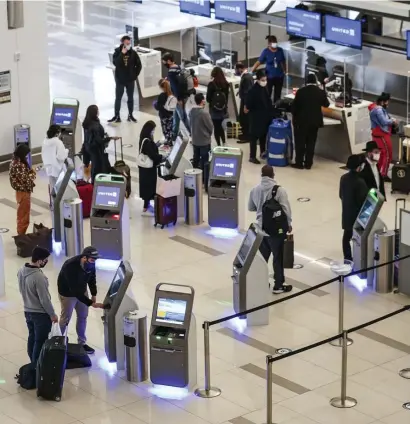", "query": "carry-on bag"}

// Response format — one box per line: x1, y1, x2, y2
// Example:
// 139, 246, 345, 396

111, 137, 131, 198
267, 119, 293, 167
13, 224, 53, 258
73, 153, 93, 218
154, 195, 177, 229
37, 336, 67, 402
283, 234, 294, 269
66, 343, 92, 369
391, 136, 410, 194
16, 363, 36, 390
